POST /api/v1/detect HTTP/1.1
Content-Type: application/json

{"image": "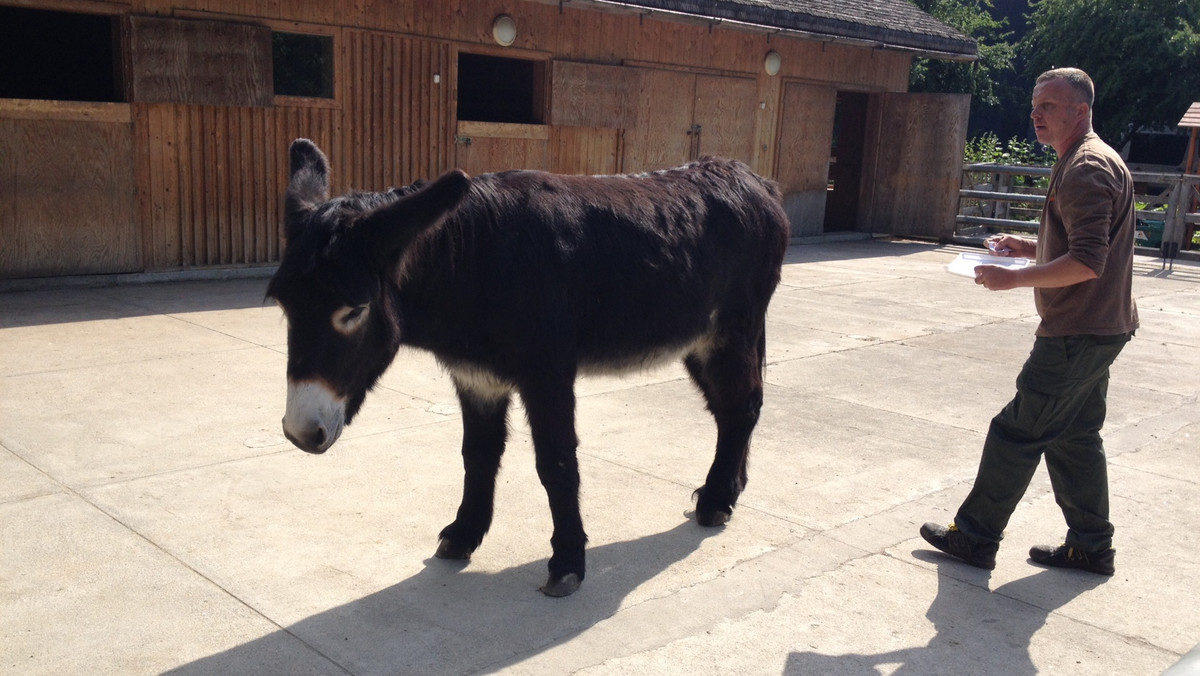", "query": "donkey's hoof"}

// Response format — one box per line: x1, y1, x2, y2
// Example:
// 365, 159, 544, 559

539, 573, 582, 597
696, 509, 731, 527
435, 537, 473, 560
